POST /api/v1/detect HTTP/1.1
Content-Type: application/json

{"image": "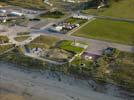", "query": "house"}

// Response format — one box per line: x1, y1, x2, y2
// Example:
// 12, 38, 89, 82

10, 11, 23, 16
